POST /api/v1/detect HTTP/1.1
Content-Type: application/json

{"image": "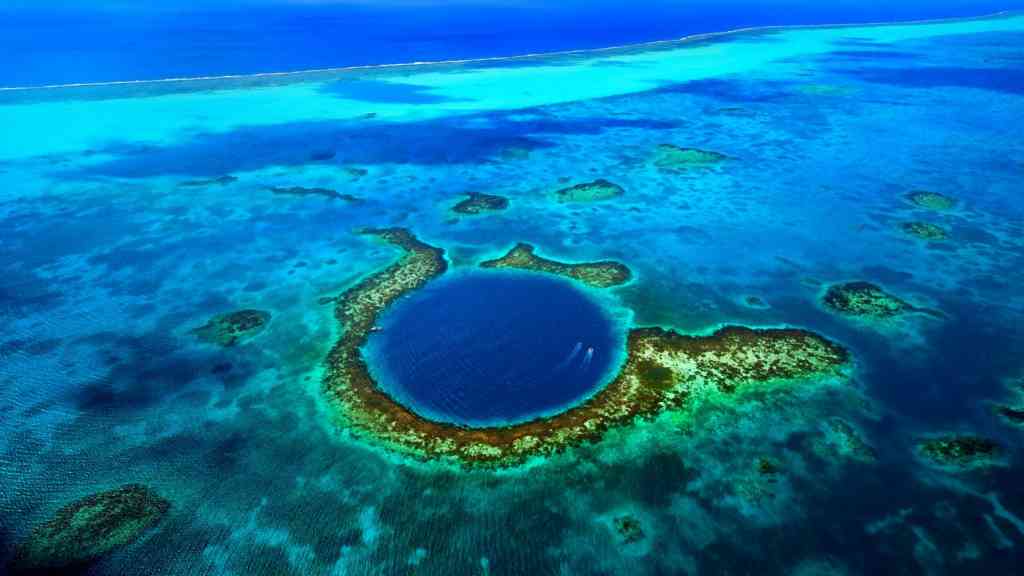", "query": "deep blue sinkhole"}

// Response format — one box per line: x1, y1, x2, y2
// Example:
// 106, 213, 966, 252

366, 271, 622, 427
